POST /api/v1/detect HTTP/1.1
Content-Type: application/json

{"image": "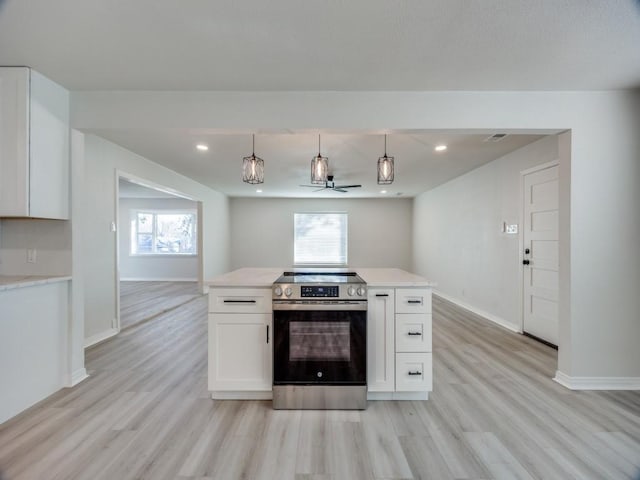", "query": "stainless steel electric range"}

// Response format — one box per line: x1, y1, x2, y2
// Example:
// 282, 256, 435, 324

272, 271, 367, 410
